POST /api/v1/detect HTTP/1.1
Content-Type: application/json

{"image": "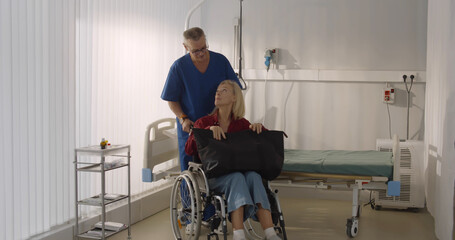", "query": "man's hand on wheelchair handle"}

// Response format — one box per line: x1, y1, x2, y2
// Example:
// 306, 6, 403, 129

182, 118, 194, 133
